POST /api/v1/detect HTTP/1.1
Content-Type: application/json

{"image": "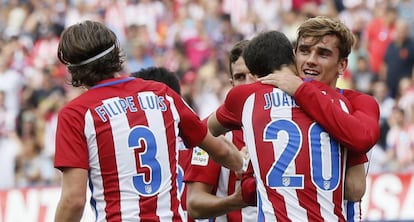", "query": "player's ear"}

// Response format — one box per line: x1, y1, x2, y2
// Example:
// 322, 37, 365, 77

338, 58, 348, 75
229, 78, 234, 86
